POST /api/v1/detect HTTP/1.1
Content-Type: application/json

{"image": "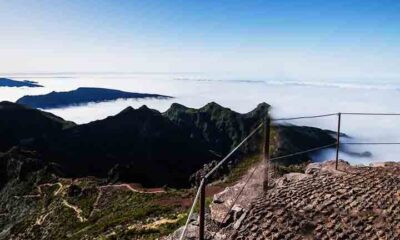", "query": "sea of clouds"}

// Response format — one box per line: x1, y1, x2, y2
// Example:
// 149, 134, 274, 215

1, 73, 399, 165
